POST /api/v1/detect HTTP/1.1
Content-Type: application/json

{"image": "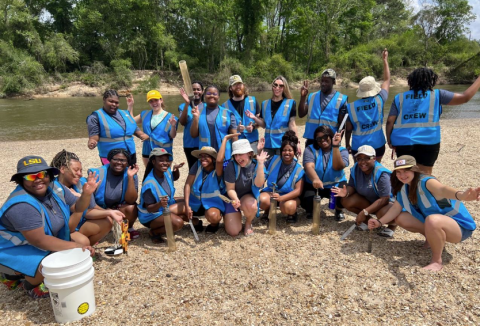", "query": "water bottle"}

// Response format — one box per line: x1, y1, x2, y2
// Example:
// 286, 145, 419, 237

329, 191, 336, 209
